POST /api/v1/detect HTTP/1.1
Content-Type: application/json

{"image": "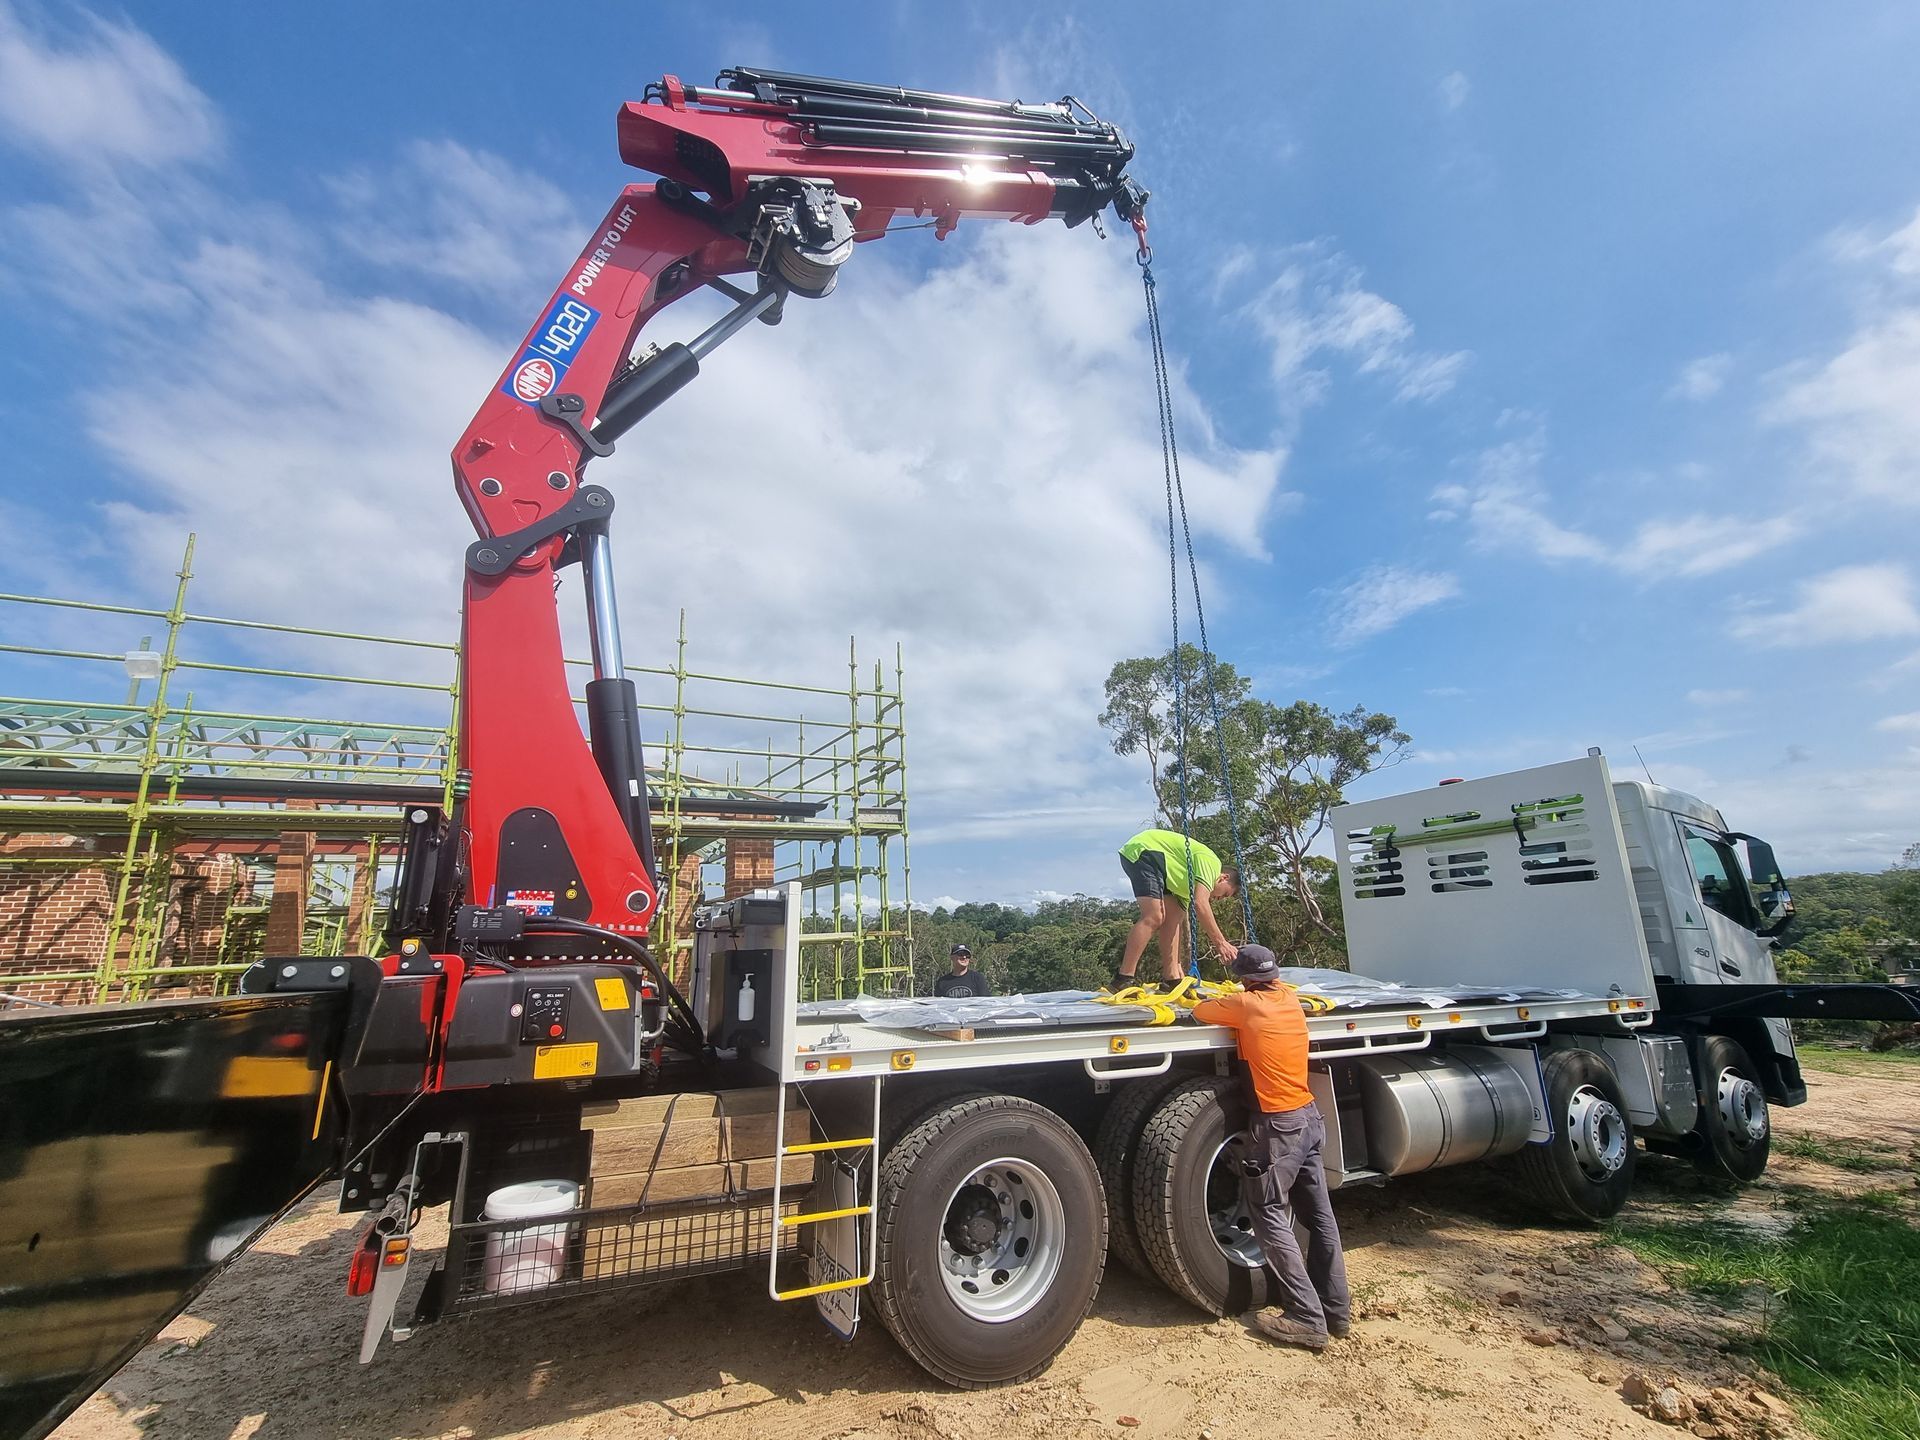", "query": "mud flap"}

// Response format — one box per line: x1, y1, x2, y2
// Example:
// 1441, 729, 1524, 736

812, 1159, 863, 1341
